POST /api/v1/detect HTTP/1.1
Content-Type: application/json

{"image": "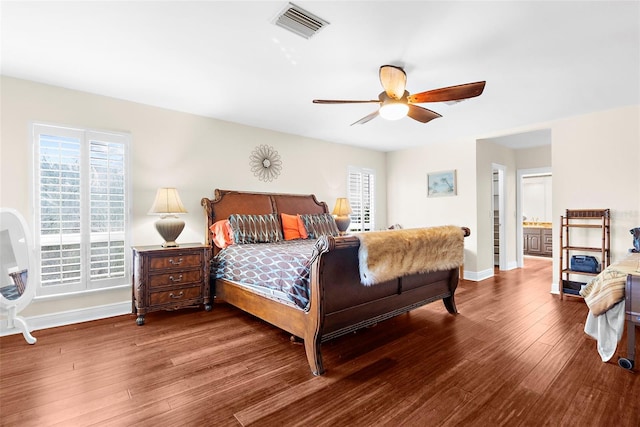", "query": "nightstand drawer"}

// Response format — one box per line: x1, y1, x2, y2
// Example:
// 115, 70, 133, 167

150, 286, 202, 306
148, 269, 202, 288
149, 253, 202, 270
